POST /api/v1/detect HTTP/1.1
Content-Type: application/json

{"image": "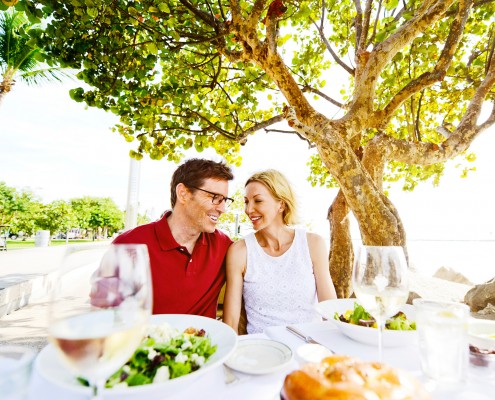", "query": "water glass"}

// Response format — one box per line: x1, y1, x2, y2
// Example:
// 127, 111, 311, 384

413, 299, 469, 384
0, 345, 36, 400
